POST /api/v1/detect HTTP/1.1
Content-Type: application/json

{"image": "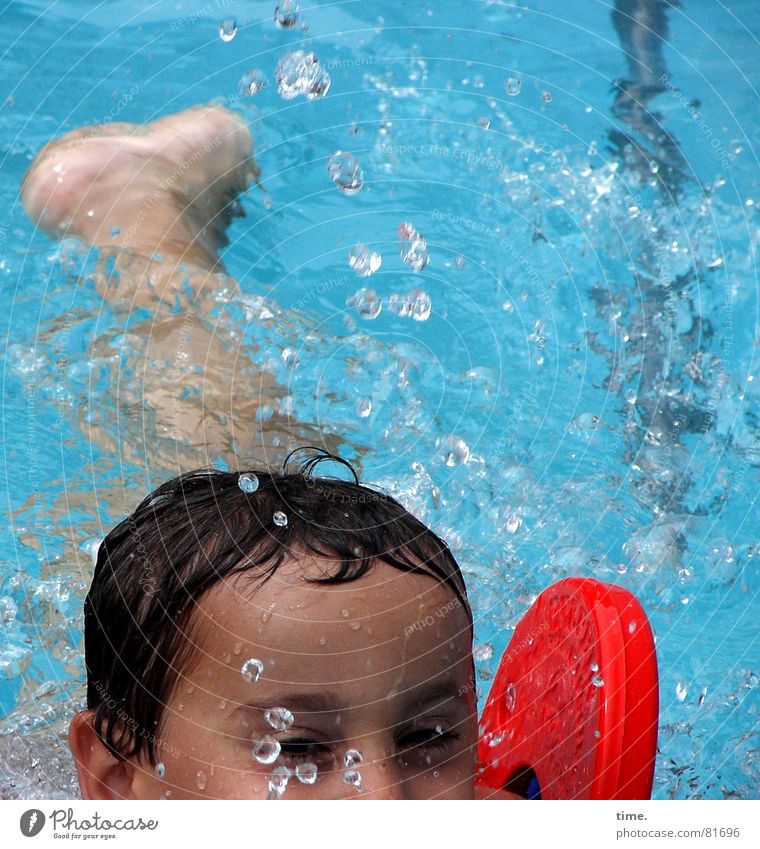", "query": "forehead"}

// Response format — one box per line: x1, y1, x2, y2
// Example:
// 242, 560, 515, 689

185, 553, 472, 696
